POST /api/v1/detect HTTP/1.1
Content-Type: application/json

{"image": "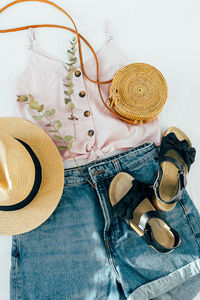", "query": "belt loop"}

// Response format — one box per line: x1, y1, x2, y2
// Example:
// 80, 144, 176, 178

112, 159, 122, 173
